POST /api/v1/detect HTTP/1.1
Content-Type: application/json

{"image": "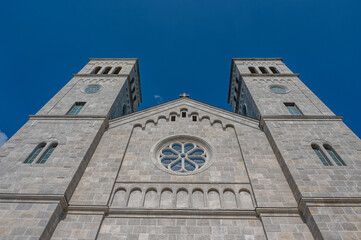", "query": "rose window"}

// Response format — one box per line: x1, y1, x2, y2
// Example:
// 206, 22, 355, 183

158, 142, 208, 173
